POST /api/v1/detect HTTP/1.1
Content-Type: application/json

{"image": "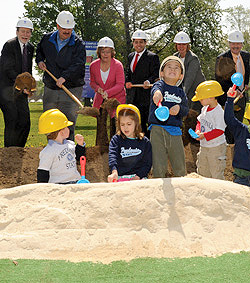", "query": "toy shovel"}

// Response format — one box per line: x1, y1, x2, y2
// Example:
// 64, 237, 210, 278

231, 72, 244, 92
77, 156, 90, 183
188, 128, 199, 139
155, 100, 169, 122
